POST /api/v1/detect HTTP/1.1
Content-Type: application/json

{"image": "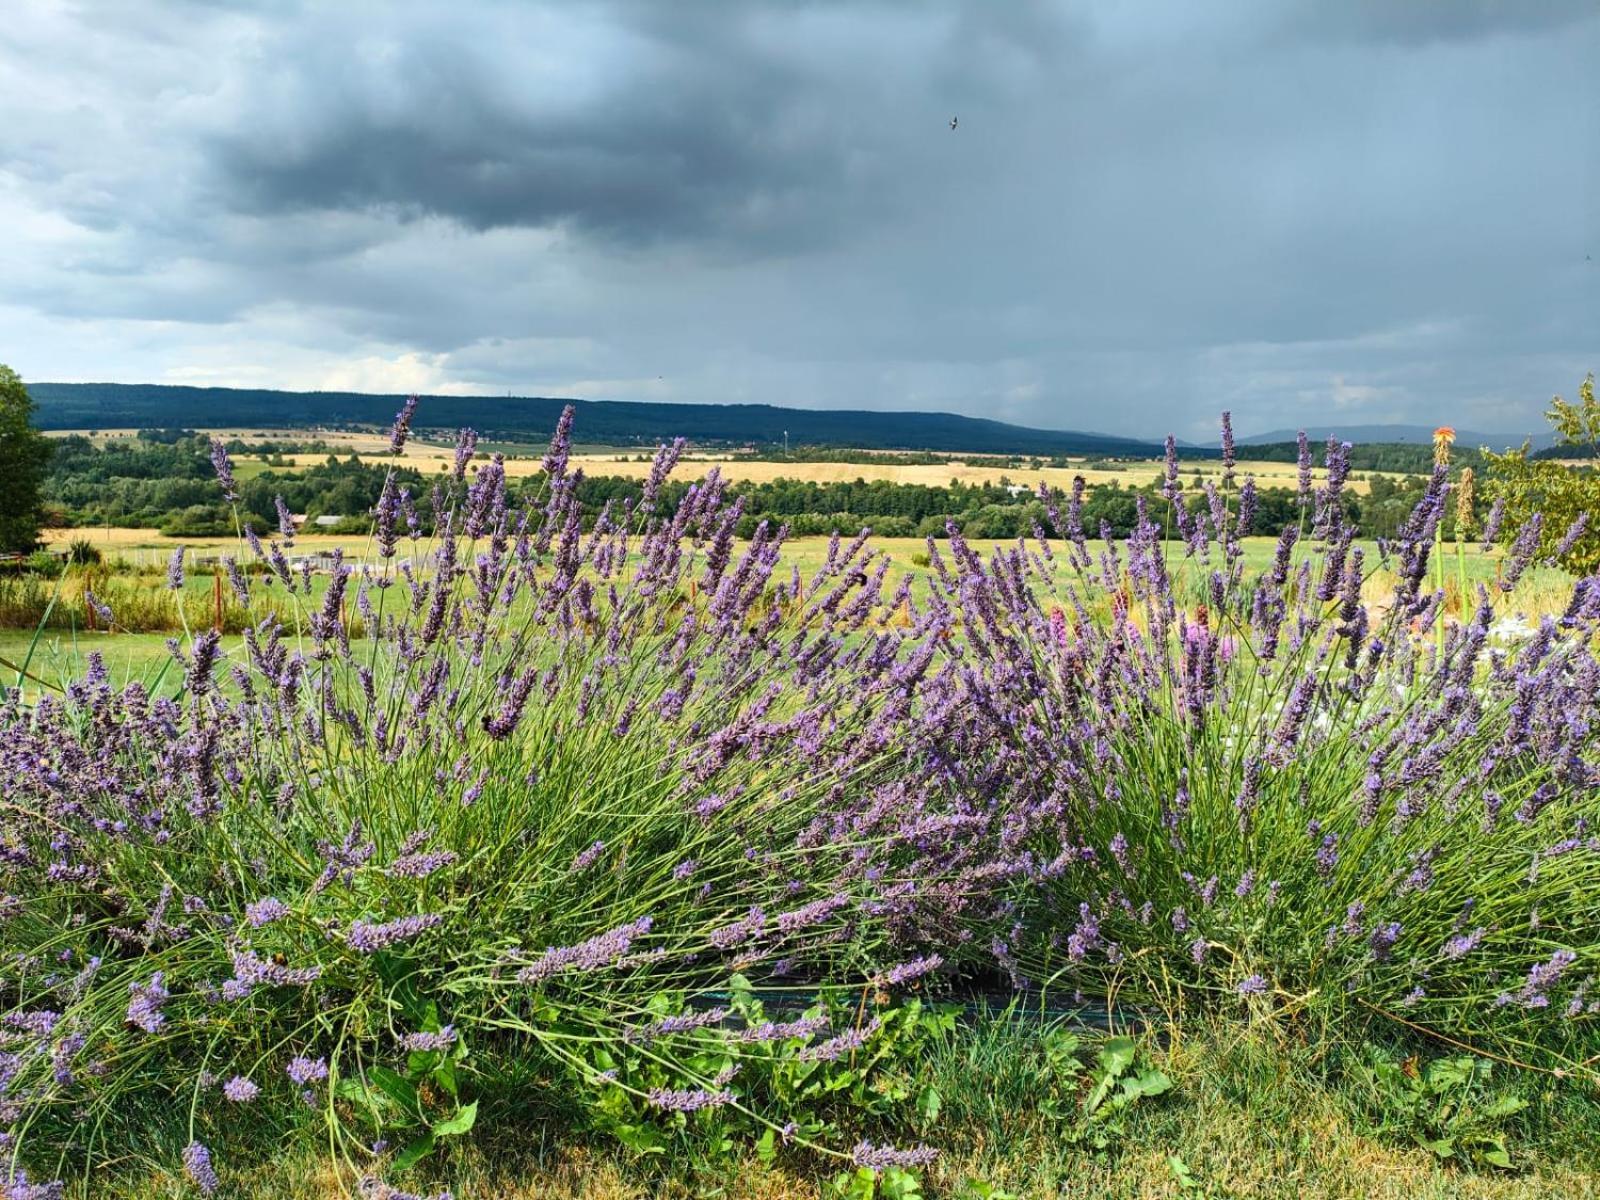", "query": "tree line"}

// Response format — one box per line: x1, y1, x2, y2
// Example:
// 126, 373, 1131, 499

5, 365, 1596, 571
29, 429, 1474, 545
